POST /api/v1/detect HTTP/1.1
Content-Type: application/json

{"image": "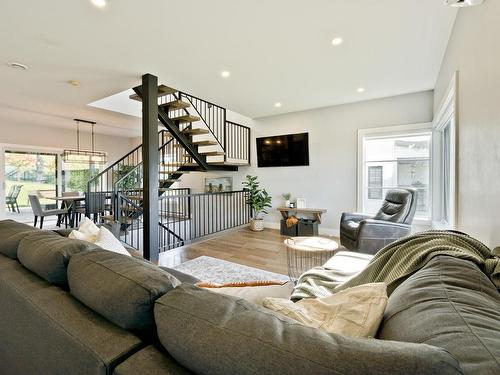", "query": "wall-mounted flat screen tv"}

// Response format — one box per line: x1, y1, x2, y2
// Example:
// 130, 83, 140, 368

256, 132, 309, 167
